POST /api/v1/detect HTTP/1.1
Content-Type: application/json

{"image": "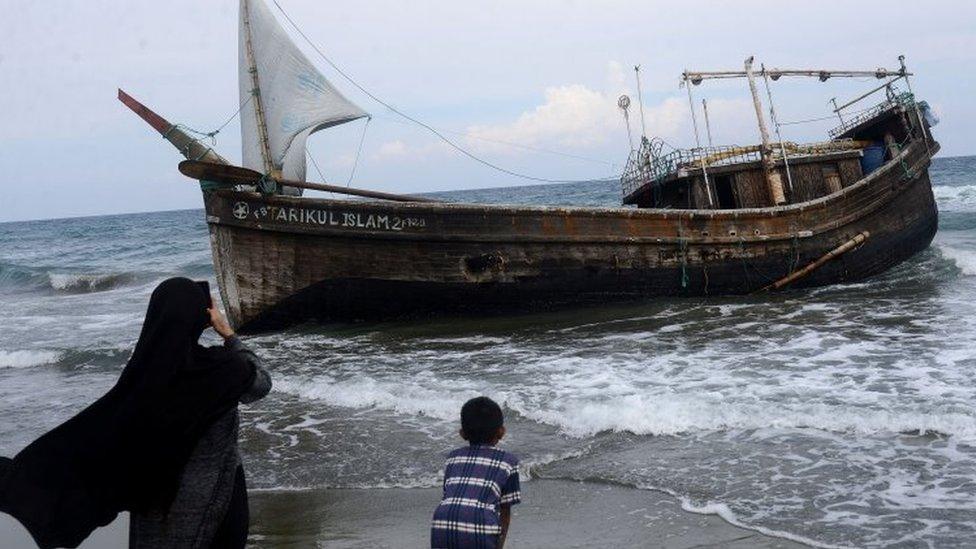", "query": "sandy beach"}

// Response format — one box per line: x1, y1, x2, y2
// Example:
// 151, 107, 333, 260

0, 479, 807, 548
